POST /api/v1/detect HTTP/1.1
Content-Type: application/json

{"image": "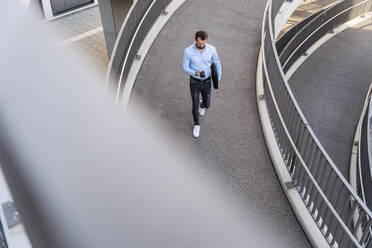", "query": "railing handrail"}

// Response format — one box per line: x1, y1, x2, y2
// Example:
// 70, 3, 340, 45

106, 0, 172, 102
275, 0, 342, 55
272, 0, 372, 218
276, 10, 322, 54
105, 1, 137, 87
277, 0, 340, 57
262, 5, 362, 247
367, 90, 372, 183
355, 83, 372, 245
114, 0, 157, 102
262, 0, 372, 246
281, 0, 369, 70
106, 0, 146, 85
